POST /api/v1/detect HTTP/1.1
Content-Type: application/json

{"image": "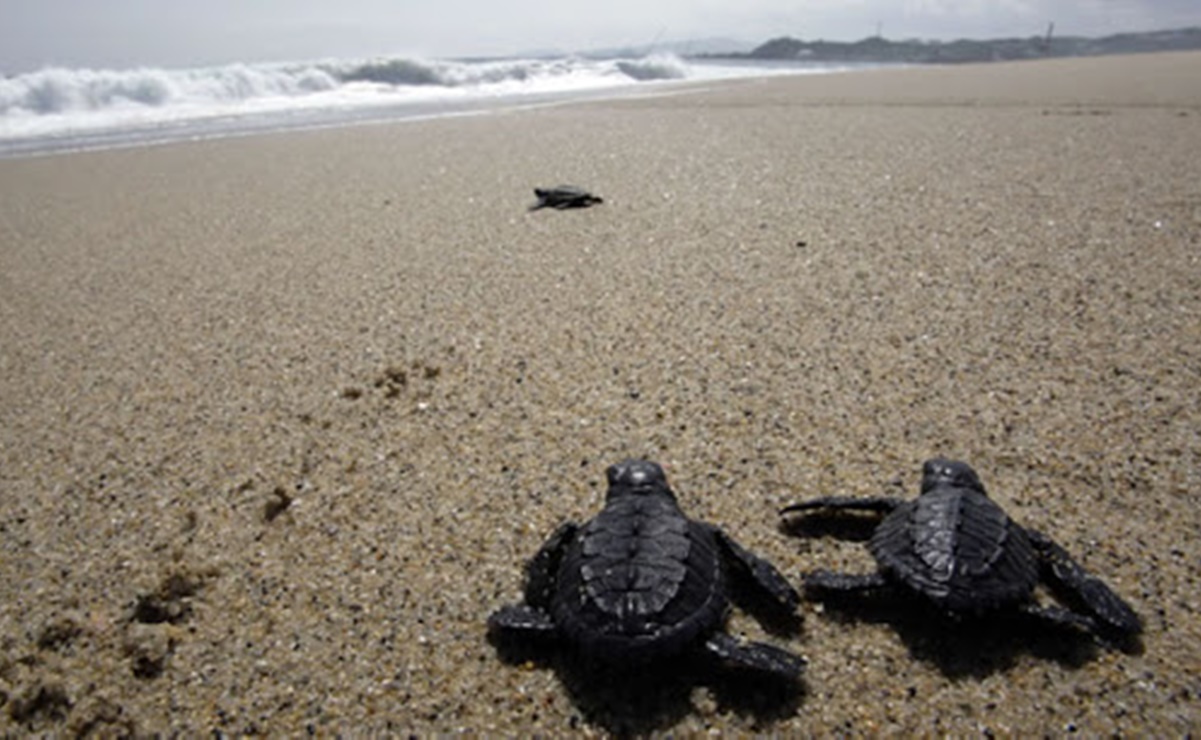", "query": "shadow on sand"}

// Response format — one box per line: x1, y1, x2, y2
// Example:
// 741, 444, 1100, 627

811, 587, 1101, 679
491, 637, 805, 736
489, 594, 805, 736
